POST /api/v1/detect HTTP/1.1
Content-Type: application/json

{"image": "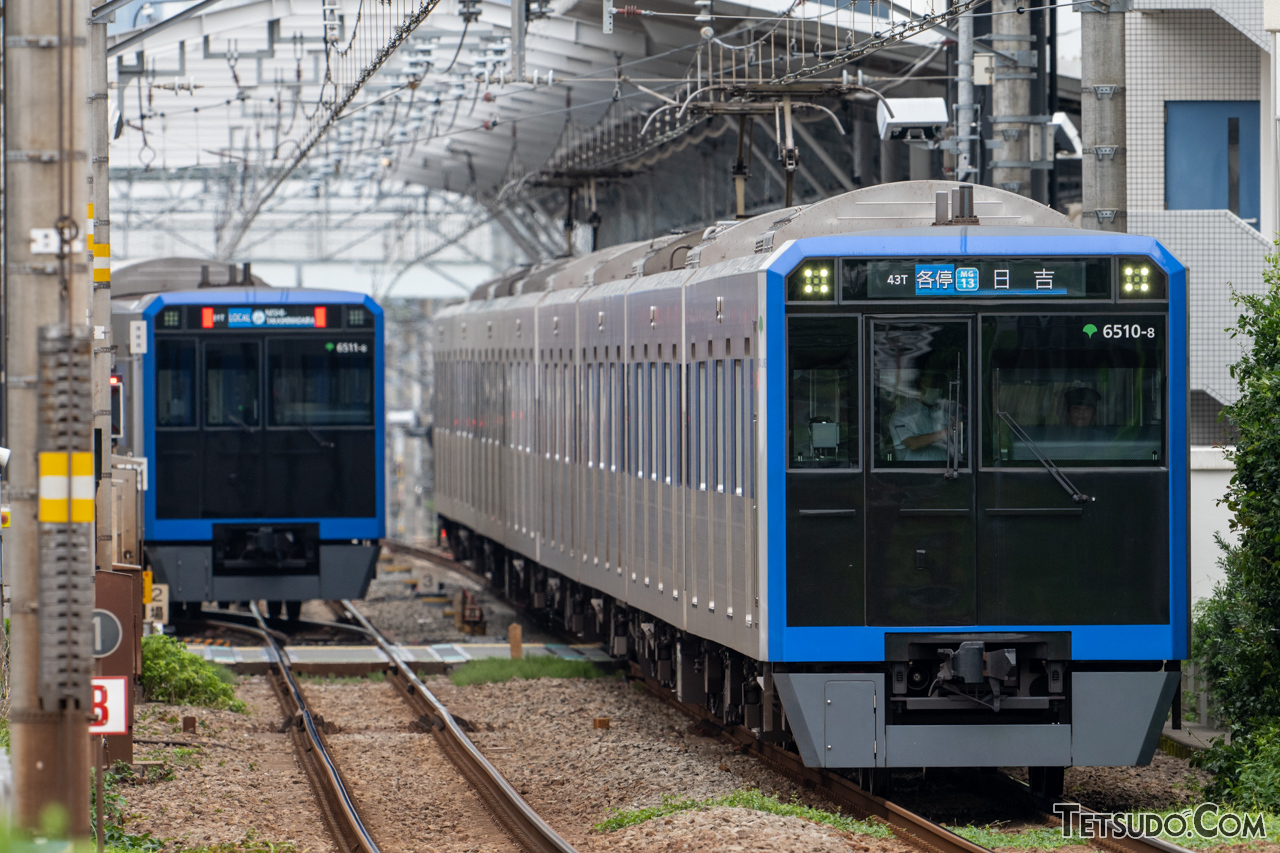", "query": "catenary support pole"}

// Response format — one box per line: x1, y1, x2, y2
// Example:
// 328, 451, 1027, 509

991, 0, 1032, 195
91, 0, 114, 572
1081, 3, 1128, 231
956, 7, 976, 181
7, 0, 94, 836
